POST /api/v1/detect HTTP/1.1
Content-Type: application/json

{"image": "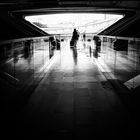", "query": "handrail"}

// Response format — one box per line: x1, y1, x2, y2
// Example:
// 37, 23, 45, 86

0, 34, 140, 46
0, 71, 19, 84
0, 35, 51, 45
4, 72, 19, 82
99, 35, 140, 41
